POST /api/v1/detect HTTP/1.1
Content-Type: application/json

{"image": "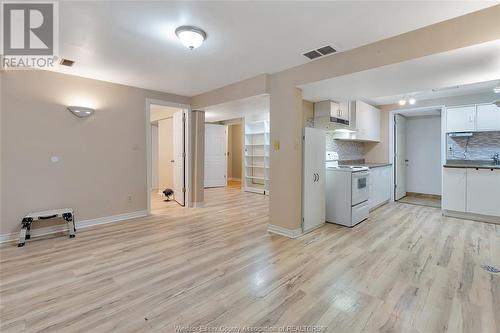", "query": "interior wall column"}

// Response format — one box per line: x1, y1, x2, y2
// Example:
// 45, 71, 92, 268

191, 110, 205, 207
269, 77, 304, 235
